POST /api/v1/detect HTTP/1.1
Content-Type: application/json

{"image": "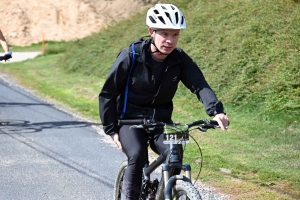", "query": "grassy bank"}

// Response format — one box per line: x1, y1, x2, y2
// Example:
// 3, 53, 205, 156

1, 0, 299, 199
